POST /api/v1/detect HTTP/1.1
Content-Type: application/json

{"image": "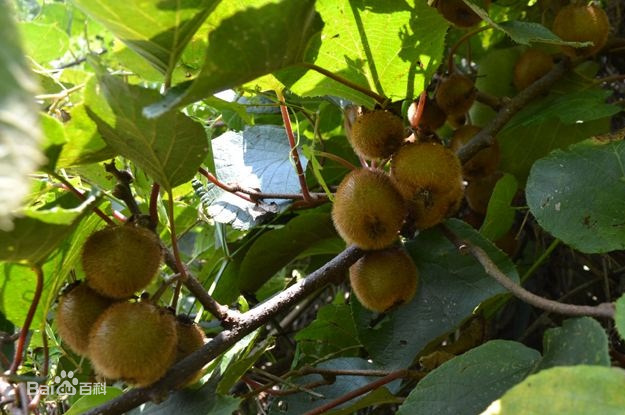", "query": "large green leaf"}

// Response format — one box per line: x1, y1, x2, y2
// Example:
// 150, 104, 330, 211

18, 22, 70, 65
294, 303, 361, 366
0, 193, 99, 265
354, 219, 519, 369
288, 0, 448, 106
143, 0, 322, 118
72, 0, 220, 75
526, 140, 625, 253
84, 73, 209, 190
537, 317, 609, 371
397, 340, 540, 415
483, 366, 625, 415
0, 4, 44, 231
238, 211, 339, 293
